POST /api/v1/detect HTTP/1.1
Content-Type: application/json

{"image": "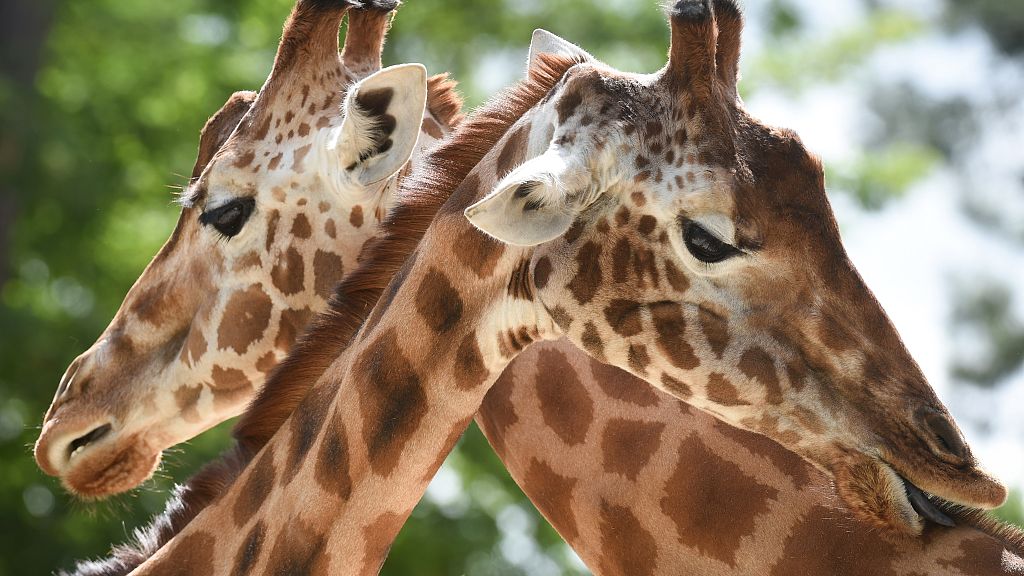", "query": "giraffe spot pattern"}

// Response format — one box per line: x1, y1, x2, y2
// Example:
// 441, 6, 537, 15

232, 520, 267, 576
174, 384, 203, 423
453, 332, 488, 389
604, 299, 643, 336
211, 365, 252, 403
349, 205, 363, 228
556, 88, 583, 123
698, 307, 730, 357
314, 414, 351, 500
270, 246, 305, 296
706, 372, 748, 406
290, 213, 311, 239
711, 417, 815, 489
597, 500, 658, 576
568, 241, 602, 304
627, 343, 651, 374
650, 302, 699, 369
522, 458, 580, 541
580, 321, 605, 360
738, 346, 783, 404
217, 285, 273, 354
312, 249, 344, 297
936, 534, 1024, 576
283, 380, 336, 485
180, 327, 207, 367
533, 256, 552, 289
265, 210, 280, 251
535, 348, 594, 446
264, 518, 328, 576
357, 329, 428, 476
601, 418, 666, 481
496, 123, 529, 176
661, 436, 779, 567
130, 280, 174, 325
453, 219, 505, 278
361, 513, 405, 574
478, 368, 520, 458
165, 530, 215, 576
276, 307, 313, 351
660, 373, 693, 398
232, 447, 276, 528
663, 260, 689, 293
589, 357, 661, 406
324, 218, 336, 239
415, 268, 463, 333
771, 505, 897, 576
